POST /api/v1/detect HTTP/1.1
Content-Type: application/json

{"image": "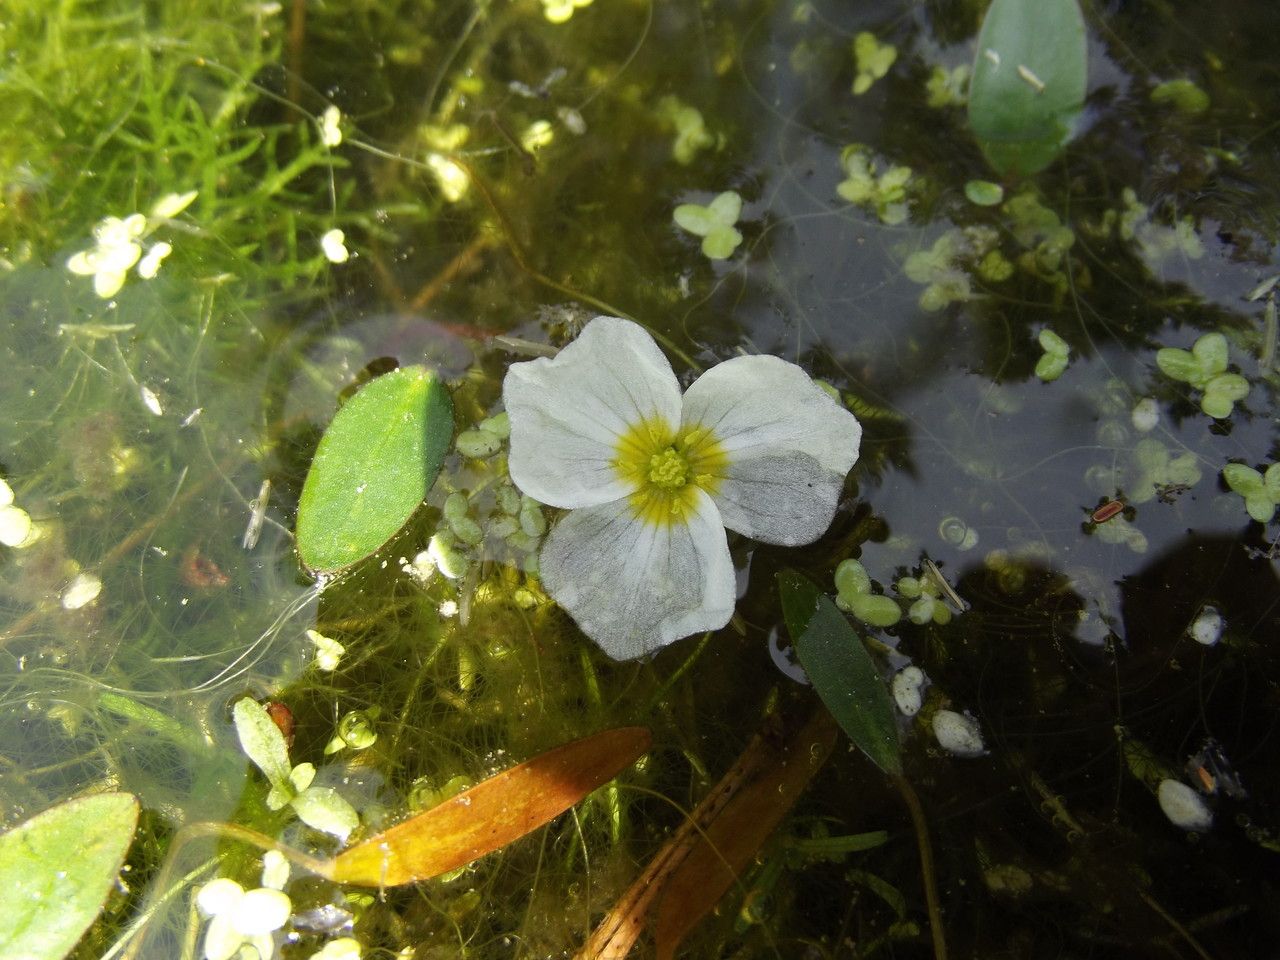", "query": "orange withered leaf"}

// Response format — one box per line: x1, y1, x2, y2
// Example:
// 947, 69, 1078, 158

331, 726, 651, 887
